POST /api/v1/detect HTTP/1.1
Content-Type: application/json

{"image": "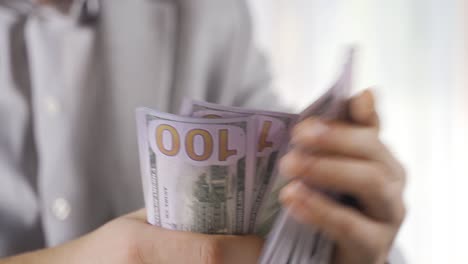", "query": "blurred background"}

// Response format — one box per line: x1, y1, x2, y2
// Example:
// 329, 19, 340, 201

247, 0, 467, 263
